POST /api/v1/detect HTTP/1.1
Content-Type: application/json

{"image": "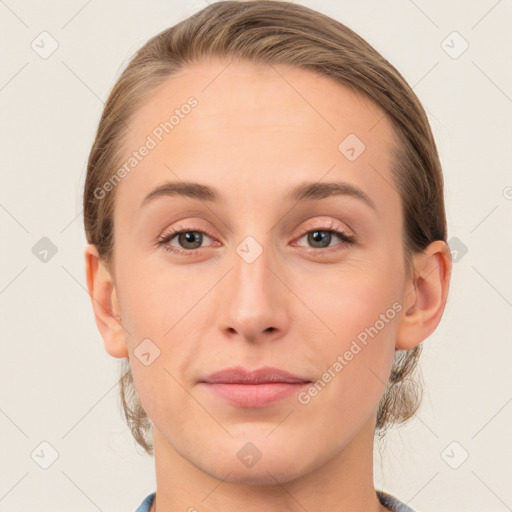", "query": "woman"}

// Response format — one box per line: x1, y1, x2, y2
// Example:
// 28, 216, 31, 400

83, 1, 452, 511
